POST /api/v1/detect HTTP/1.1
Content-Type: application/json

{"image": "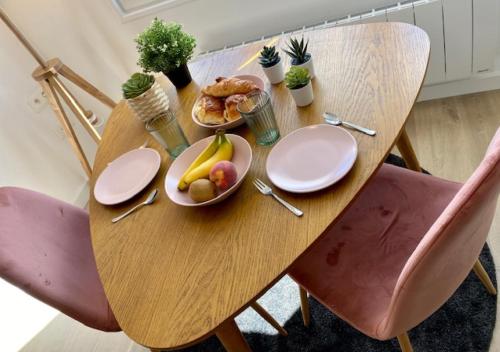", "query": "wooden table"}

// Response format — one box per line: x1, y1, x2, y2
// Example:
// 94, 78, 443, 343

89, 22, 429, 351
